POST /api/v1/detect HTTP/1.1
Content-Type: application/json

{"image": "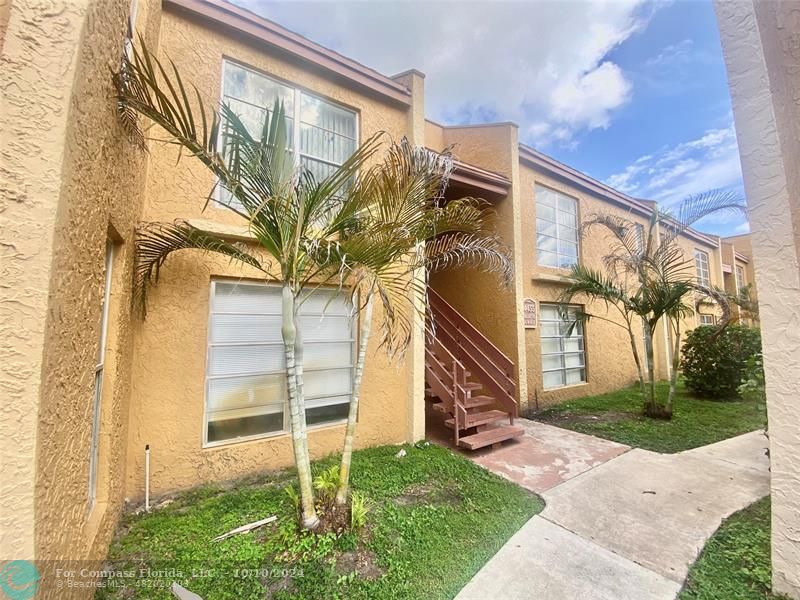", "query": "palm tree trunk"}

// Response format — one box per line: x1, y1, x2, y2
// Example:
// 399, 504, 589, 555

281, 284, 319, 529
336, 293, 373, 505
626, 320, 646, 397
666, 319, 681, 417
643, 324, 658, 416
